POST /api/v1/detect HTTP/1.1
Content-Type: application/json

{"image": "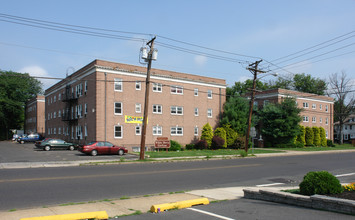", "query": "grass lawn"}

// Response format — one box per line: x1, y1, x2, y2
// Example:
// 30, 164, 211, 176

268, 144, 354, 152
143, 148, 284, 158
